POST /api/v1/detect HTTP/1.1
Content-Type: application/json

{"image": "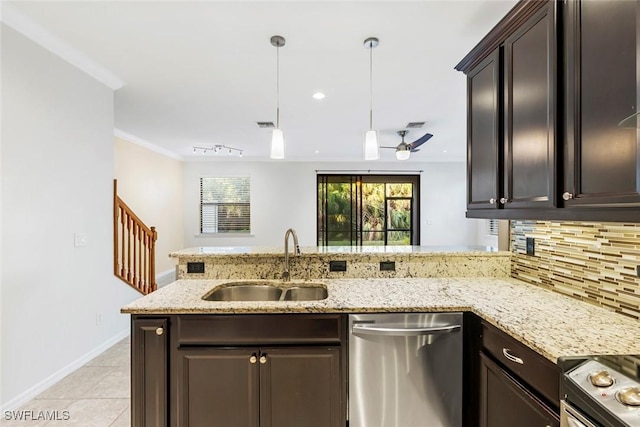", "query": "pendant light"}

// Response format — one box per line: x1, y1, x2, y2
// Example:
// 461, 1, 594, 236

364, 37, 380, 160
270, 35, 286, 159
